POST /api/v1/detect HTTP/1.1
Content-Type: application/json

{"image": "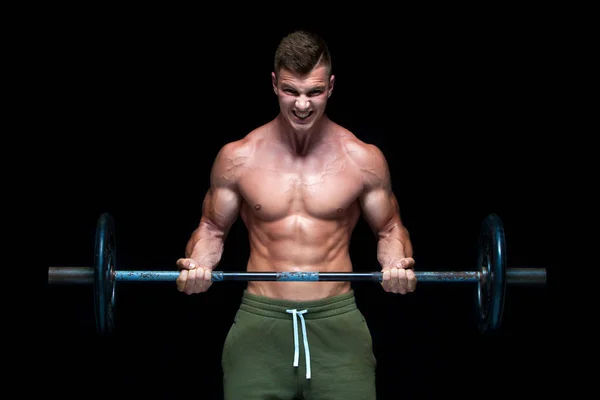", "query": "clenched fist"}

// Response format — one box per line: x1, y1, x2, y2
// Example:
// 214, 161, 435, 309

381, 257, 416, 294
175, 258, 213, 295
